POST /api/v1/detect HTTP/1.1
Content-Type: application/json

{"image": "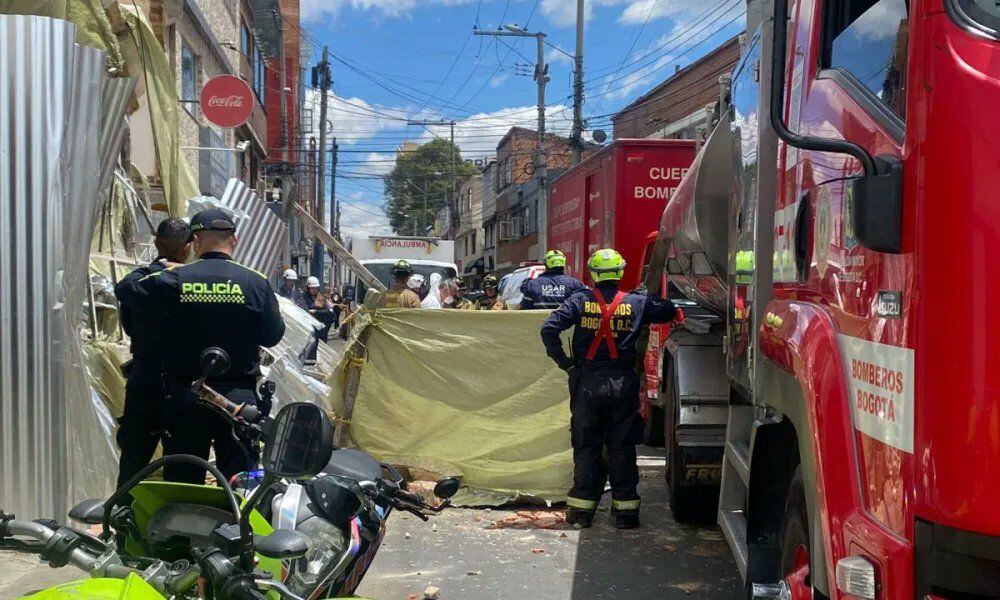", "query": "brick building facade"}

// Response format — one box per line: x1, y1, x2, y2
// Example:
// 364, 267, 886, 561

612, 36, 741, 140
492, 127, 576, 271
